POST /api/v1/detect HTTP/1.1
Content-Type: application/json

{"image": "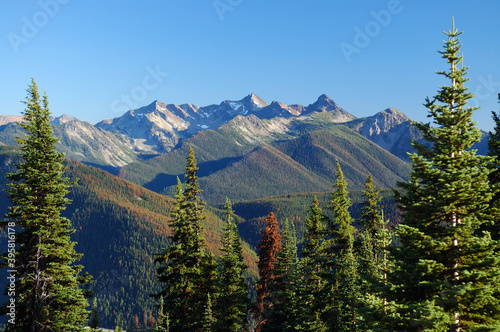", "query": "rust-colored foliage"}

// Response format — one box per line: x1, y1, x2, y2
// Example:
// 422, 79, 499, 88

255, 212, 282, 328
